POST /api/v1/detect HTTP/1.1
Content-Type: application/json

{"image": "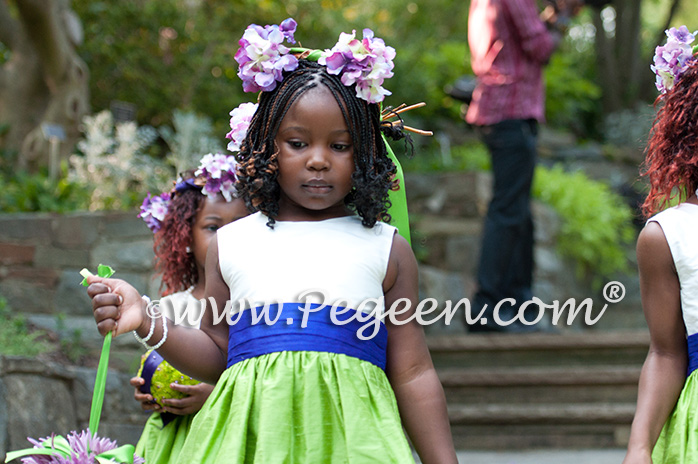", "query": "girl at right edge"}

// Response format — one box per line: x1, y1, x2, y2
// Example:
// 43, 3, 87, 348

624, 26, 698, 463
86, 19, 457, 464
